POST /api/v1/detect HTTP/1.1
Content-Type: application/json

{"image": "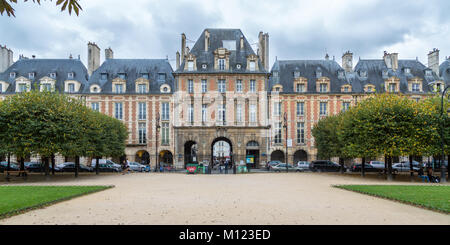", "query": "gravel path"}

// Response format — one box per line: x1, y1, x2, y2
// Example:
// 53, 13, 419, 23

0, 172, 449, 225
